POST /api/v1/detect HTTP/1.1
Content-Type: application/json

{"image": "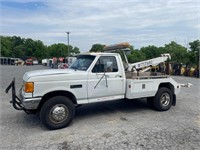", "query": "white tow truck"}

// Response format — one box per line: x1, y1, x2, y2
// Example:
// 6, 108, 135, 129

6, 43, 187, 130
